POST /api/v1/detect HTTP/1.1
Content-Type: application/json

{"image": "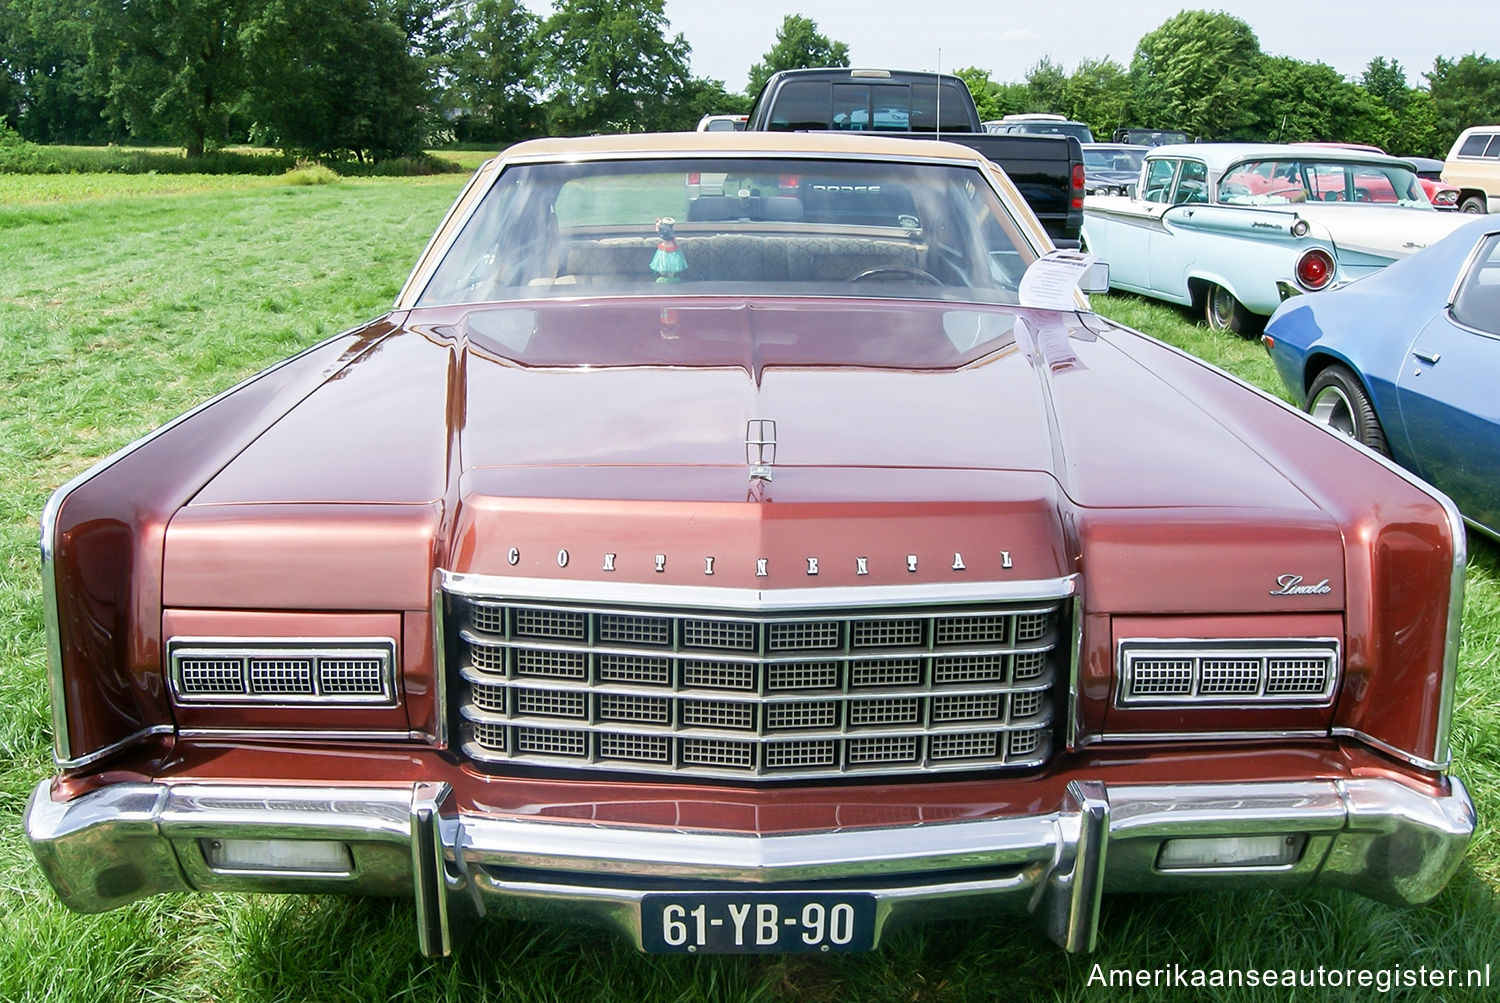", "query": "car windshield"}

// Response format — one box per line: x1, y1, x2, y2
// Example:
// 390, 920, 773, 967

416, 157, 1035, 307
1217, 159, 1428, 207
1083, 148, 1145, 172
1117, 130, 1189, 146
1010, 122, 1093, 143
